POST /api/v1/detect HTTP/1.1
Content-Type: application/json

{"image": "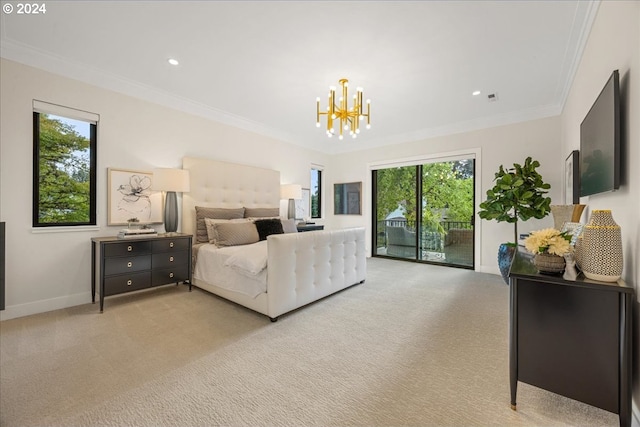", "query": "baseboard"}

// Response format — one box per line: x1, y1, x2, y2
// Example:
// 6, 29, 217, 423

0, 292, 90, 321
478, 264, 500, 276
